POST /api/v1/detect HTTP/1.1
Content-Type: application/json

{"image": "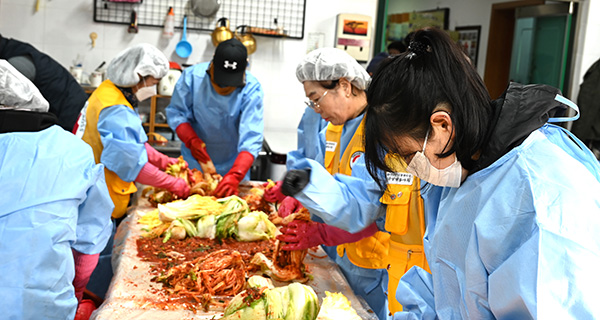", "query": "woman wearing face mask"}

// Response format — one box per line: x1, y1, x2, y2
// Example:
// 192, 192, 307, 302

271, 48, 430, 320
363, 27, 600, 319
74, 43, 189, 299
